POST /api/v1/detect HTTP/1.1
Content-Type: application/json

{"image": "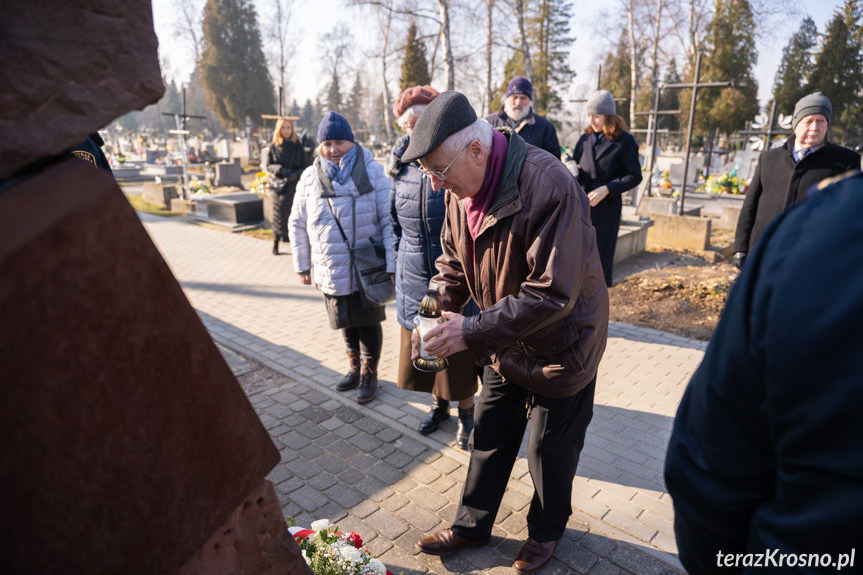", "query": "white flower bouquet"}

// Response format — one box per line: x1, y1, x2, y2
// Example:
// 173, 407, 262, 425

289, 518, 392, 575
